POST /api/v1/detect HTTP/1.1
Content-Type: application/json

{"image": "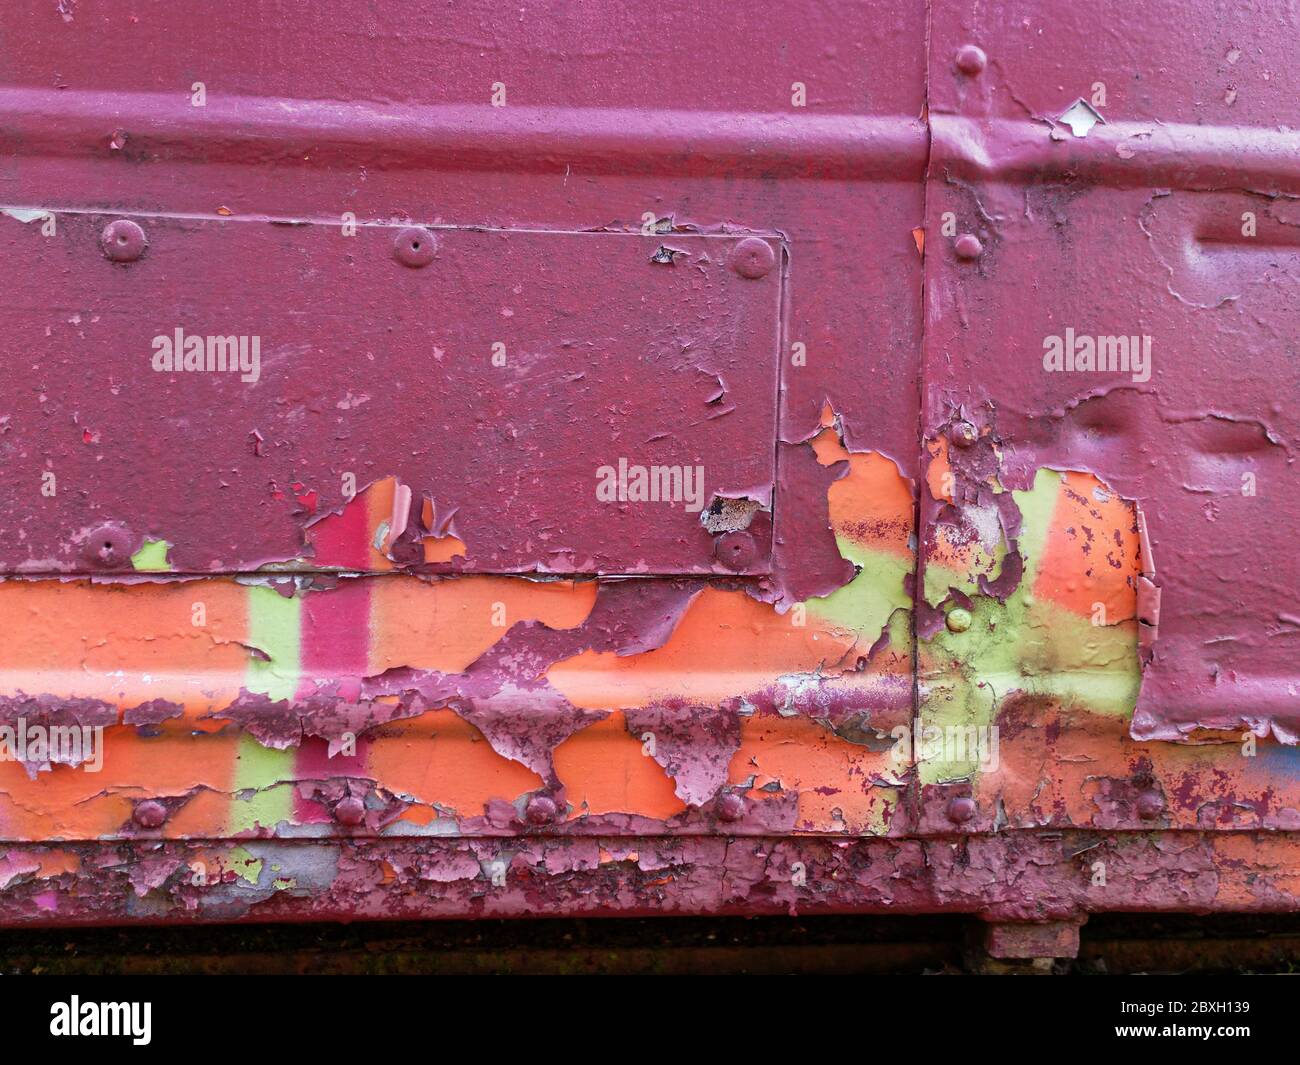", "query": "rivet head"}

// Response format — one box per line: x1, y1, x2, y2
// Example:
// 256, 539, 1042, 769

100, 219, 147, 263
133, 800, 168, 829
730, 237, 775, 279
950, 421, 978, 448
954, 233, 983, 260
946, 607, 973, 633
955, 45, 987, 75
714, 530, 758, 571
525, 794, 557, 825
81, 523, 134, 570
334, 795, 366, 826
947, 796, 976, 823
393, 226, 437, 268
717, 793, 745, 822
1136, 791, 1165, 821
